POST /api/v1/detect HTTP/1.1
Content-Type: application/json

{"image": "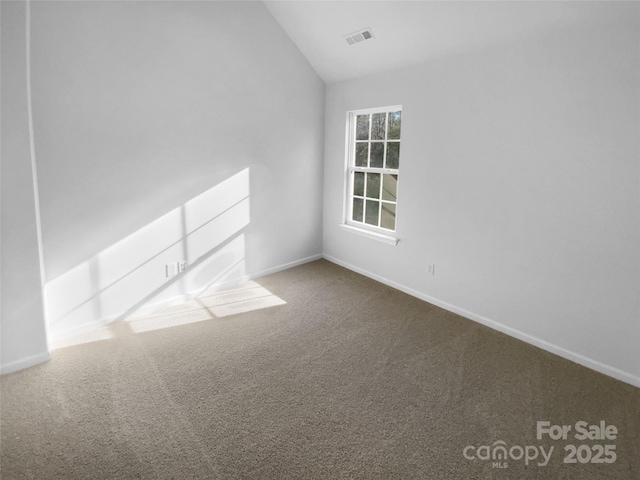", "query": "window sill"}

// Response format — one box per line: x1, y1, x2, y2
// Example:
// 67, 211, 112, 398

340, 224, 399, 246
